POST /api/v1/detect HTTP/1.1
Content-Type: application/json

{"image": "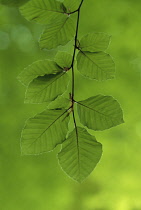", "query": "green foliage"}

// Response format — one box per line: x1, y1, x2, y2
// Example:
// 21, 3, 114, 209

63, 0, 82, 13
21, 109, 69, 155
58, 127, 102, 183
77, 95, 124, 131
77, 52, 115, 81
39, 14, 76, 49
47, 96, 70, 109
18, 60, 62, 86
18, 0, 124, 182
79, 32, 111, 52
20, 0, 65, 24
25, 72, 69, 104
55, 51, 72, 69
